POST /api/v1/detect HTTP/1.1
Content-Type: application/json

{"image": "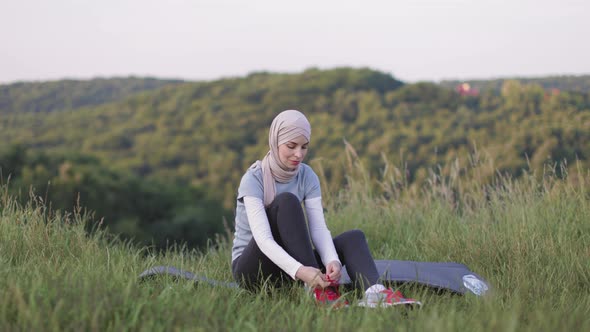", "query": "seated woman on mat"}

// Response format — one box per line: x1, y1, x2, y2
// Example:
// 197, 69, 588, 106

231, 110, 421, 307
